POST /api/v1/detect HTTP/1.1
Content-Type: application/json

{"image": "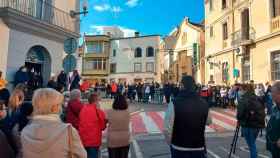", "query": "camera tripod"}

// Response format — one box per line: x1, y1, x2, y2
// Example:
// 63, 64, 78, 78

228, 124, 240, 158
